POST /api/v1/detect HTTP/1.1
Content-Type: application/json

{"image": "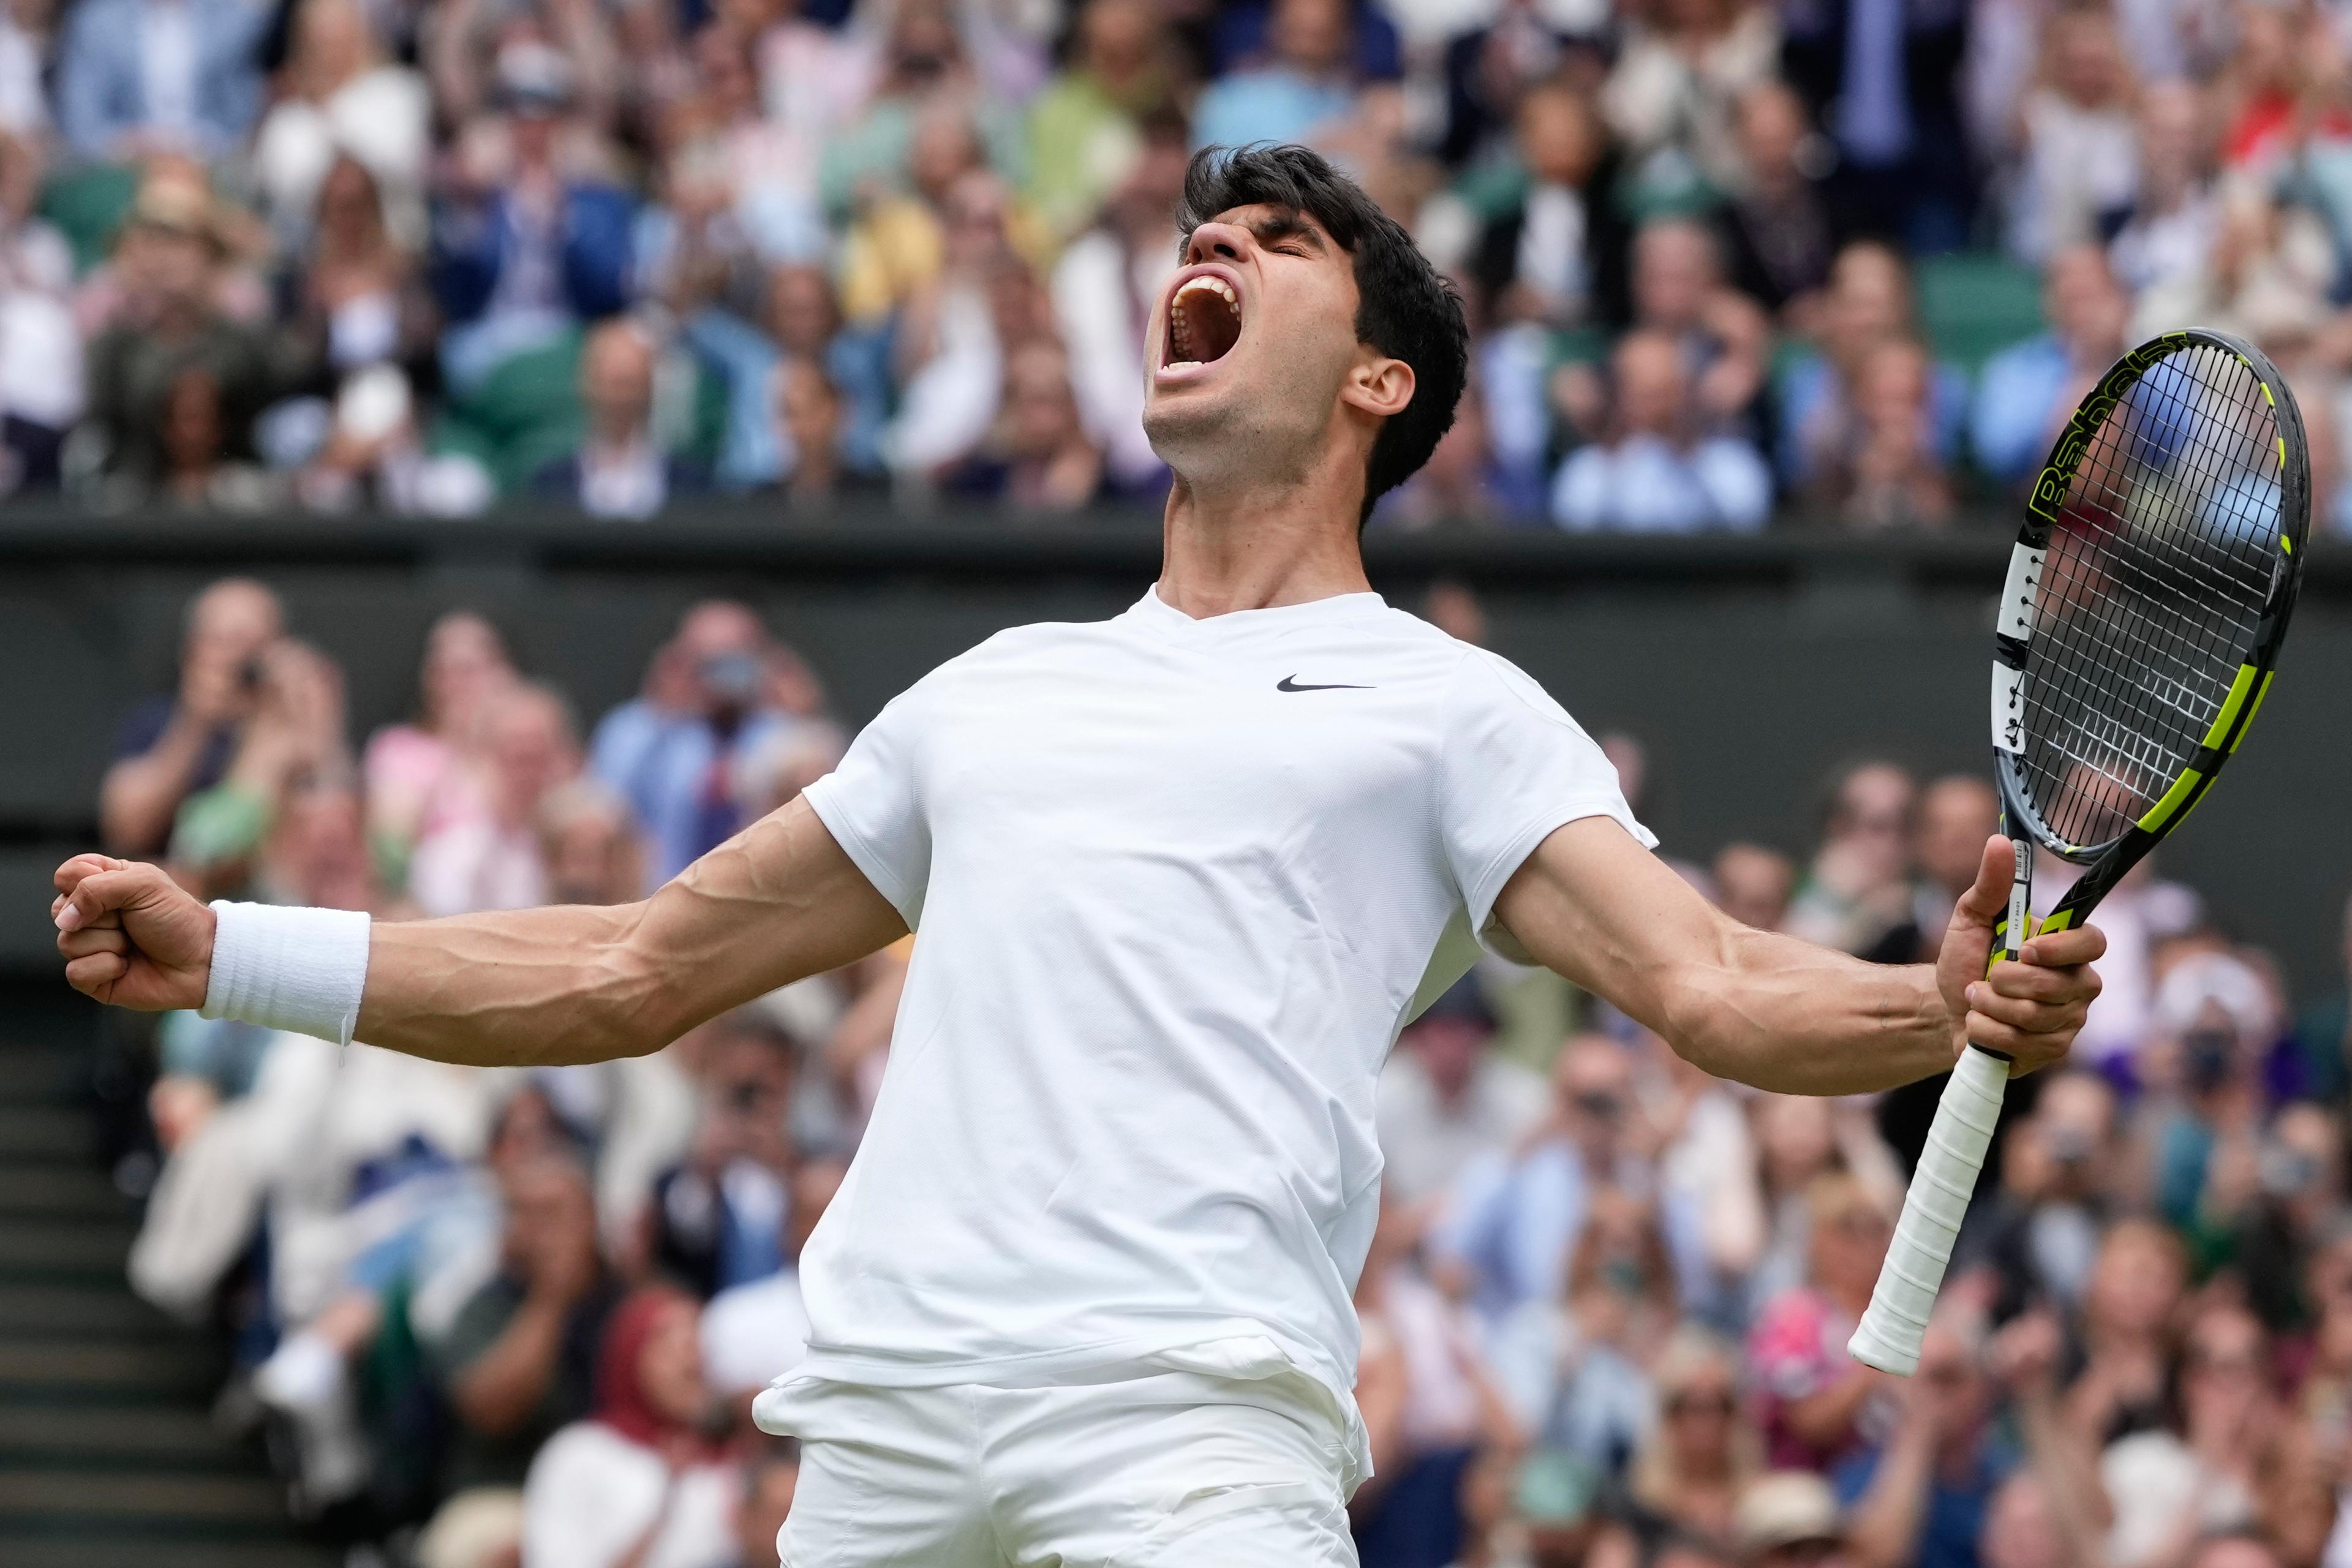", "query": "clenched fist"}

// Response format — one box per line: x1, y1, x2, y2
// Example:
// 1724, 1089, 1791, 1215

1933, 835, 2105, 1073
52, 855, 216, 1011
